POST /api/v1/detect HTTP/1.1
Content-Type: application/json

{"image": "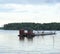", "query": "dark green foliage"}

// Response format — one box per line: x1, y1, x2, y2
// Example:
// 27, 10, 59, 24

3, 22, 60, 30
0, 27, 3, 29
